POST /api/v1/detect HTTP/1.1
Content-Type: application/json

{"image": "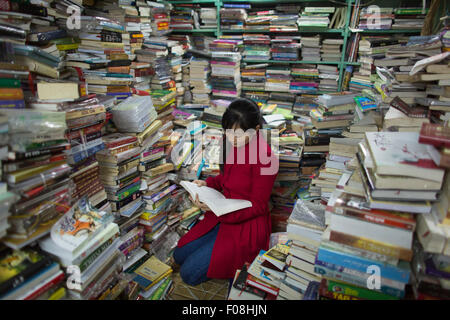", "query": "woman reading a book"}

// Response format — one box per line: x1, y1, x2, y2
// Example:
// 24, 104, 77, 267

173, 98, 279, 286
